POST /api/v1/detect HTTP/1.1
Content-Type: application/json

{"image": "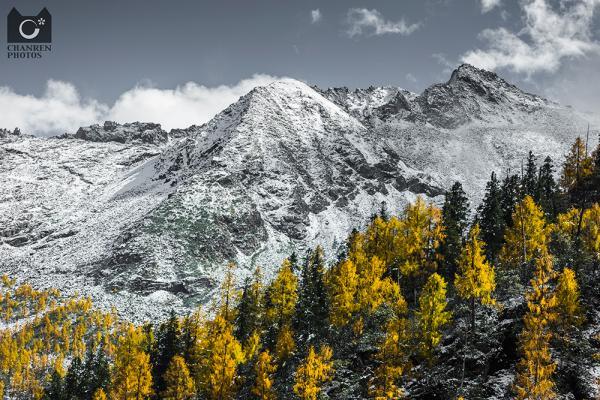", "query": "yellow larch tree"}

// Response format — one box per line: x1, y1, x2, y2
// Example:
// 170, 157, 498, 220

416, 273, 451, 360
327, 258, 359, 328
218, 263, 240, 324
500, 196, 552, 269
252, 350, 277, 400
274, 323, 295, 363
555, 267, 584, 332
397, 197, 444, 302
557, 204, 600, 258
454, 224, 496, 333
161, 355, 196, 400
266, 258, 298, 329
110, 324, 154, 400
370, 282, 411, 399
293, 345, 334, 400
514, 253, 558, 400
92, 388, 108, 400
560, 137, 594, 192
581, 203, 600, 258
204, 315, 244, 400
